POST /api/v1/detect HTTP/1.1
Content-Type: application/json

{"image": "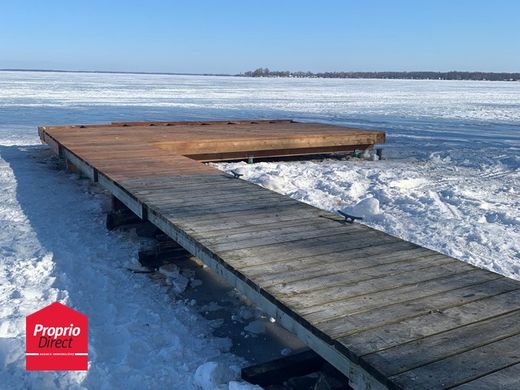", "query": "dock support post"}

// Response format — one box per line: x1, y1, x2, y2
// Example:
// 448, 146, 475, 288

106, 196, 145, 230
241, 349, 325, 387
65, 159, 78, 173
